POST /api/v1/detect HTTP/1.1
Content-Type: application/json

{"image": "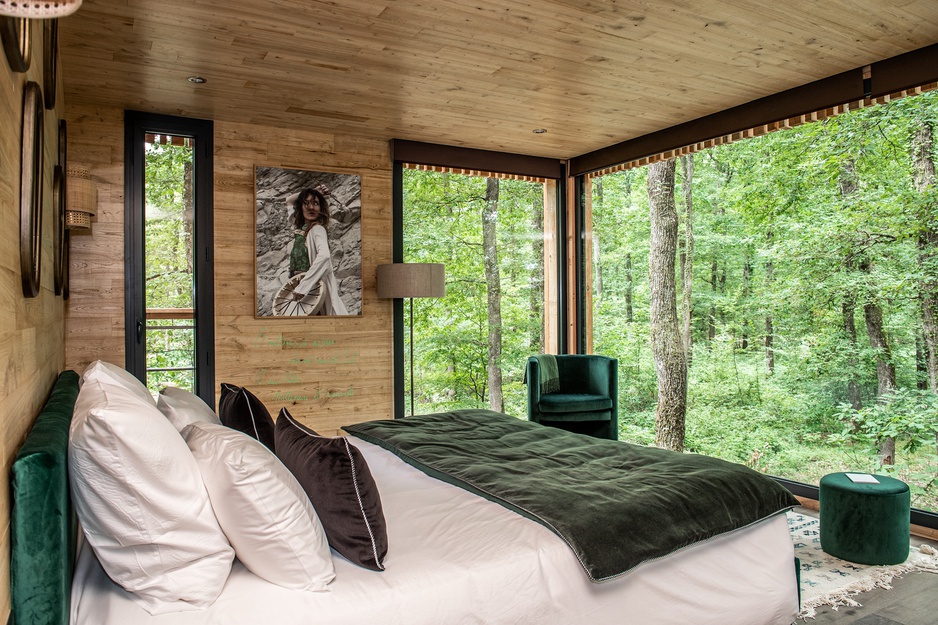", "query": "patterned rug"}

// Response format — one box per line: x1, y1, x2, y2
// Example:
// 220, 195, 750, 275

789, 511, 938, 619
